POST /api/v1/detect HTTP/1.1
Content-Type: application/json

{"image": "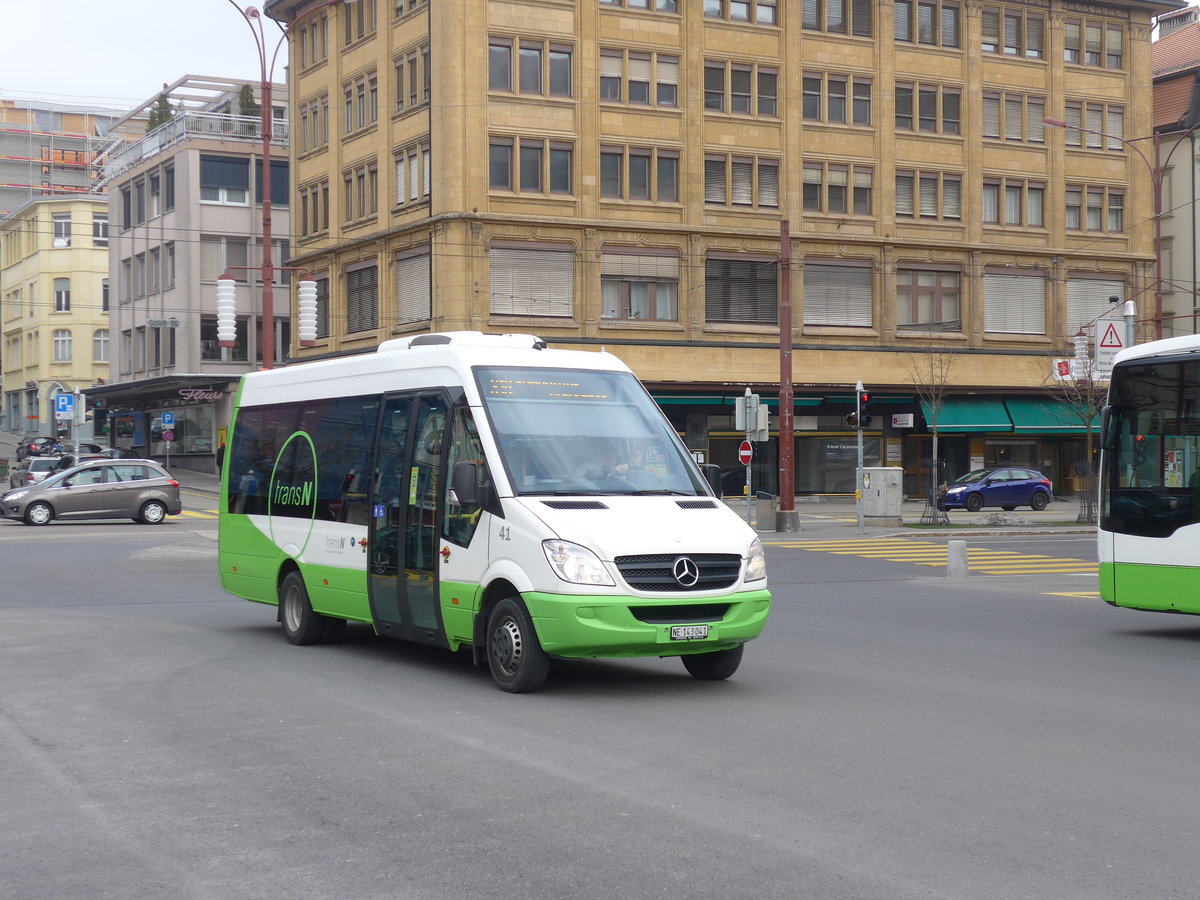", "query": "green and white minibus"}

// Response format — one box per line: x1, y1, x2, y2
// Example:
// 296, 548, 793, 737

218, 332, 770, 691
1100, 335, 1200, 613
